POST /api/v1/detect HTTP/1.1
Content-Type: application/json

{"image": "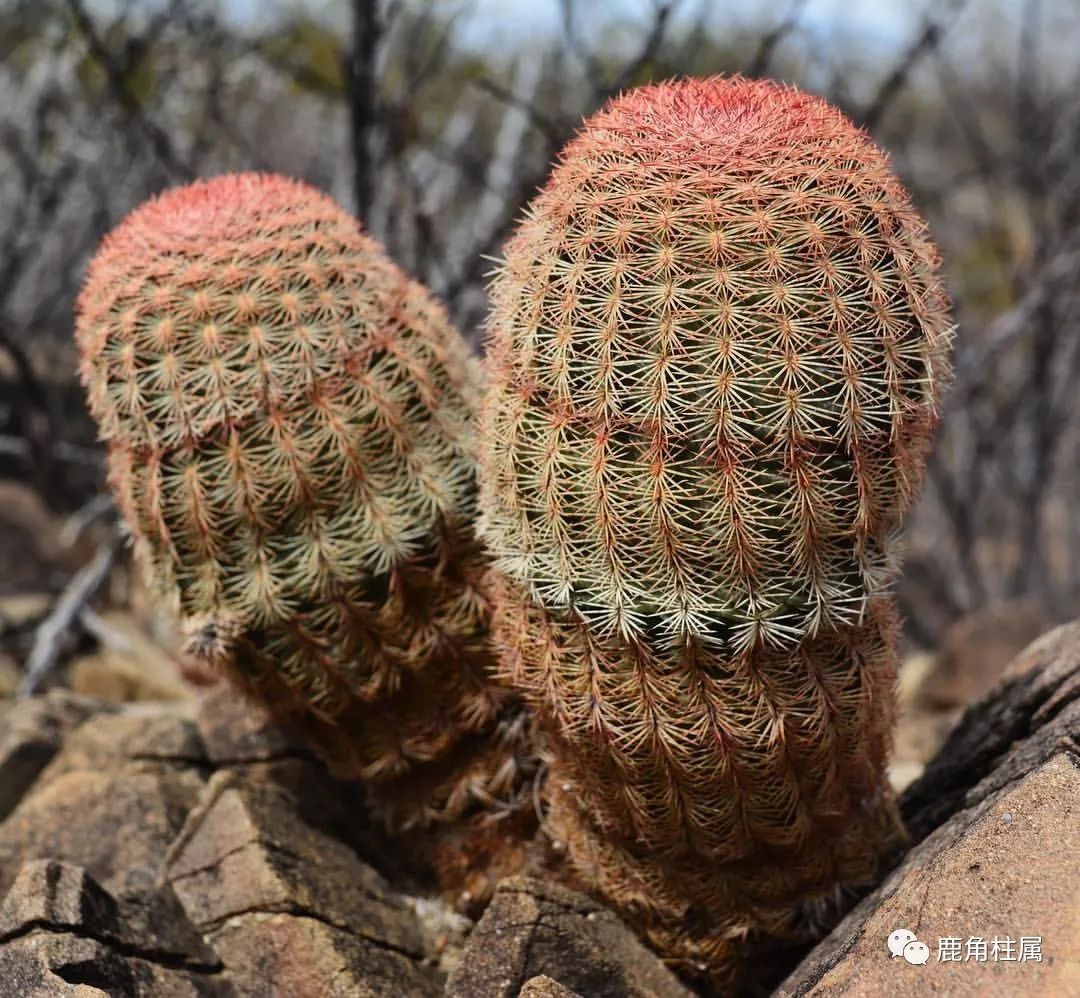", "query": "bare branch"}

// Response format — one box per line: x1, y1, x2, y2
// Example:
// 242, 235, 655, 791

442, 46, 547, 295
60, 494, 116, 549
17, 529, 124, 699
348, 0, 383, 225
603, 0, 677, 99
65, 0, 194, 180
861, 0, 970, 131
0, 434, 105, 468
744, 0, 809, 78
472, 76, 561, 145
